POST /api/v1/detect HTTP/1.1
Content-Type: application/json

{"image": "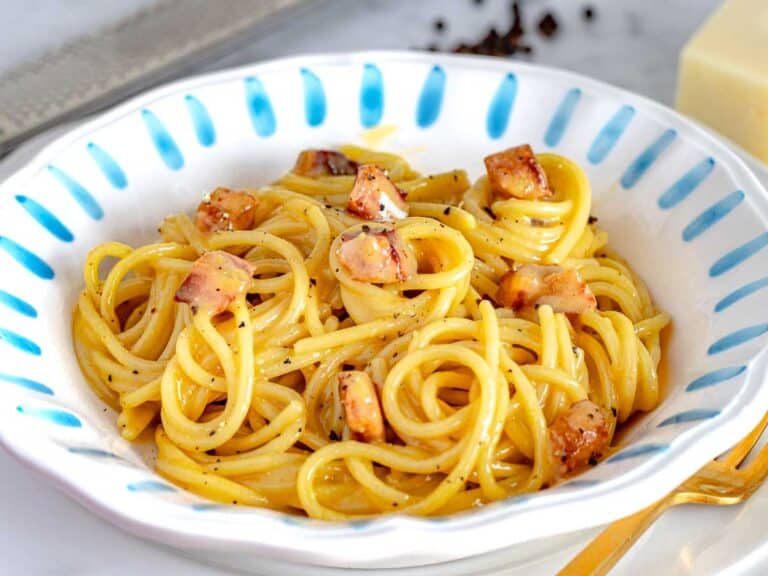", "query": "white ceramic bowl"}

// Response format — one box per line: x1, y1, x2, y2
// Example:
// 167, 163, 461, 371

1, 51, 767, 571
